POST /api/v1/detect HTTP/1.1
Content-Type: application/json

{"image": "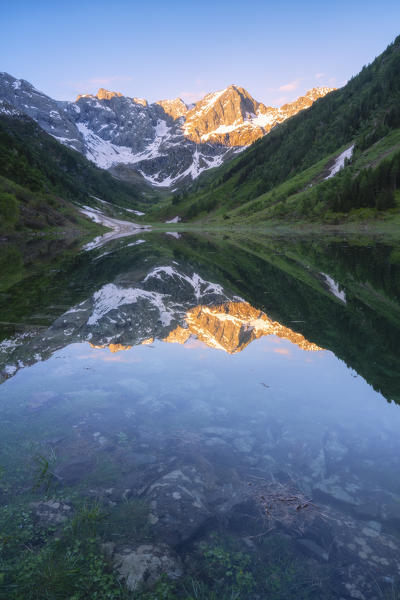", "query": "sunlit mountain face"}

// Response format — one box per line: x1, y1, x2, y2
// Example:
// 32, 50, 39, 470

165, 301, 323, 353
1, 232, 400, 599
